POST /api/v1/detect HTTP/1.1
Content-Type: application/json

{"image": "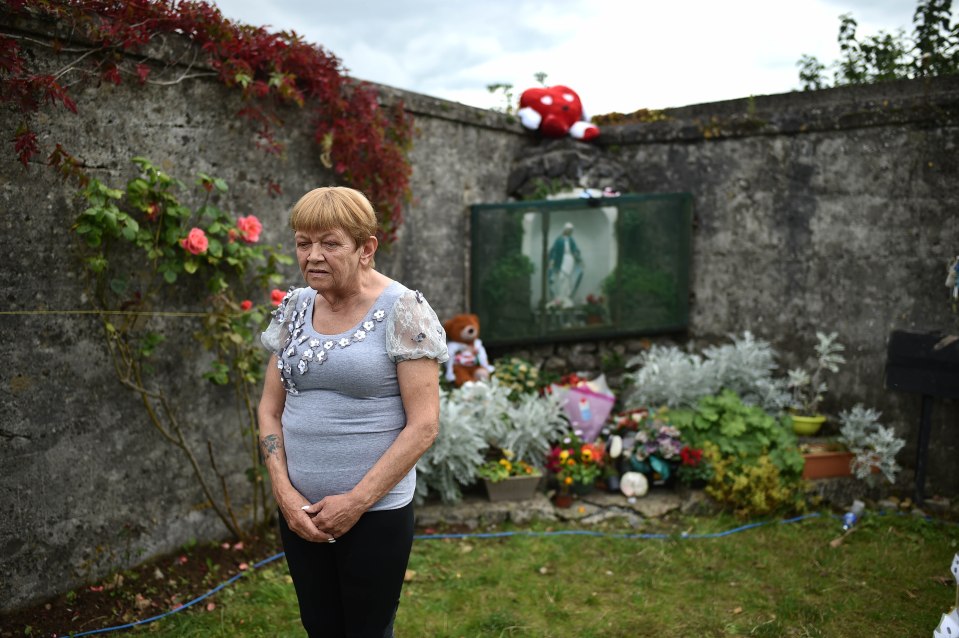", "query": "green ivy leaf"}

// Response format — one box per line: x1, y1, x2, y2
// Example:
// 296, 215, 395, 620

163, 269, 177, 284
109, 278, 127, 295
